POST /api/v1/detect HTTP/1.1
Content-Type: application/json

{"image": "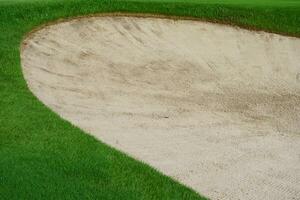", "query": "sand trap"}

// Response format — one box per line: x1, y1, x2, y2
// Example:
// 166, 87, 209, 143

21, 15, 300, 200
